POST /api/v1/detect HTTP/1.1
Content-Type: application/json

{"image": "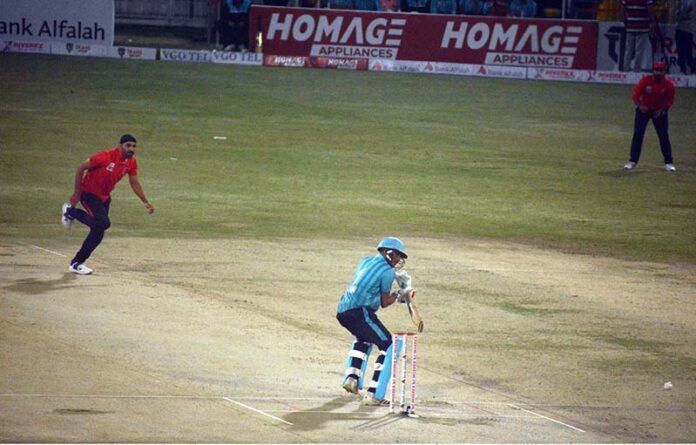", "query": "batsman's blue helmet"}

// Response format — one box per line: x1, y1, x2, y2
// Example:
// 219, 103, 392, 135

377, 237, 408, 258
